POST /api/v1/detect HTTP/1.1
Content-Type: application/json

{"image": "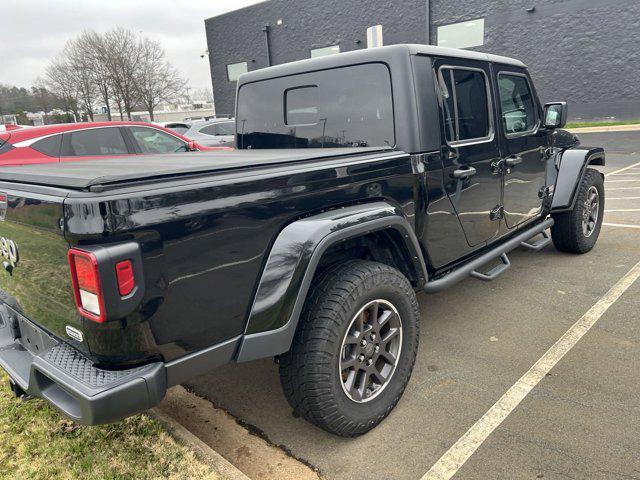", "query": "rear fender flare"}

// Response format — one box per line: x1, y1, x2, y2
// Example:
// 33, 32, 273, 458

235, 202, 426, 362
551, 147, 605, 212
